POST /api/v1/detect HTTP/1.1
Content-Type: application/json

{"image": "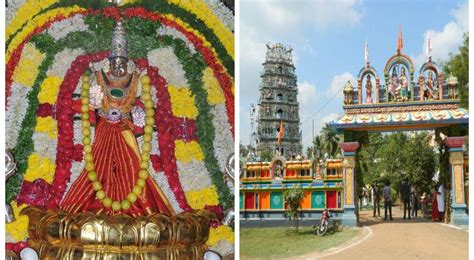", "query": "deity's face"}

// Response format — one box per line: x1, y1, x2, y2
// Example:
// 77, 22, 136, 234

401, 67, 406, 75
110, 57, 128, 77
367, 75, 371, 80
428, 71, 433, 78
